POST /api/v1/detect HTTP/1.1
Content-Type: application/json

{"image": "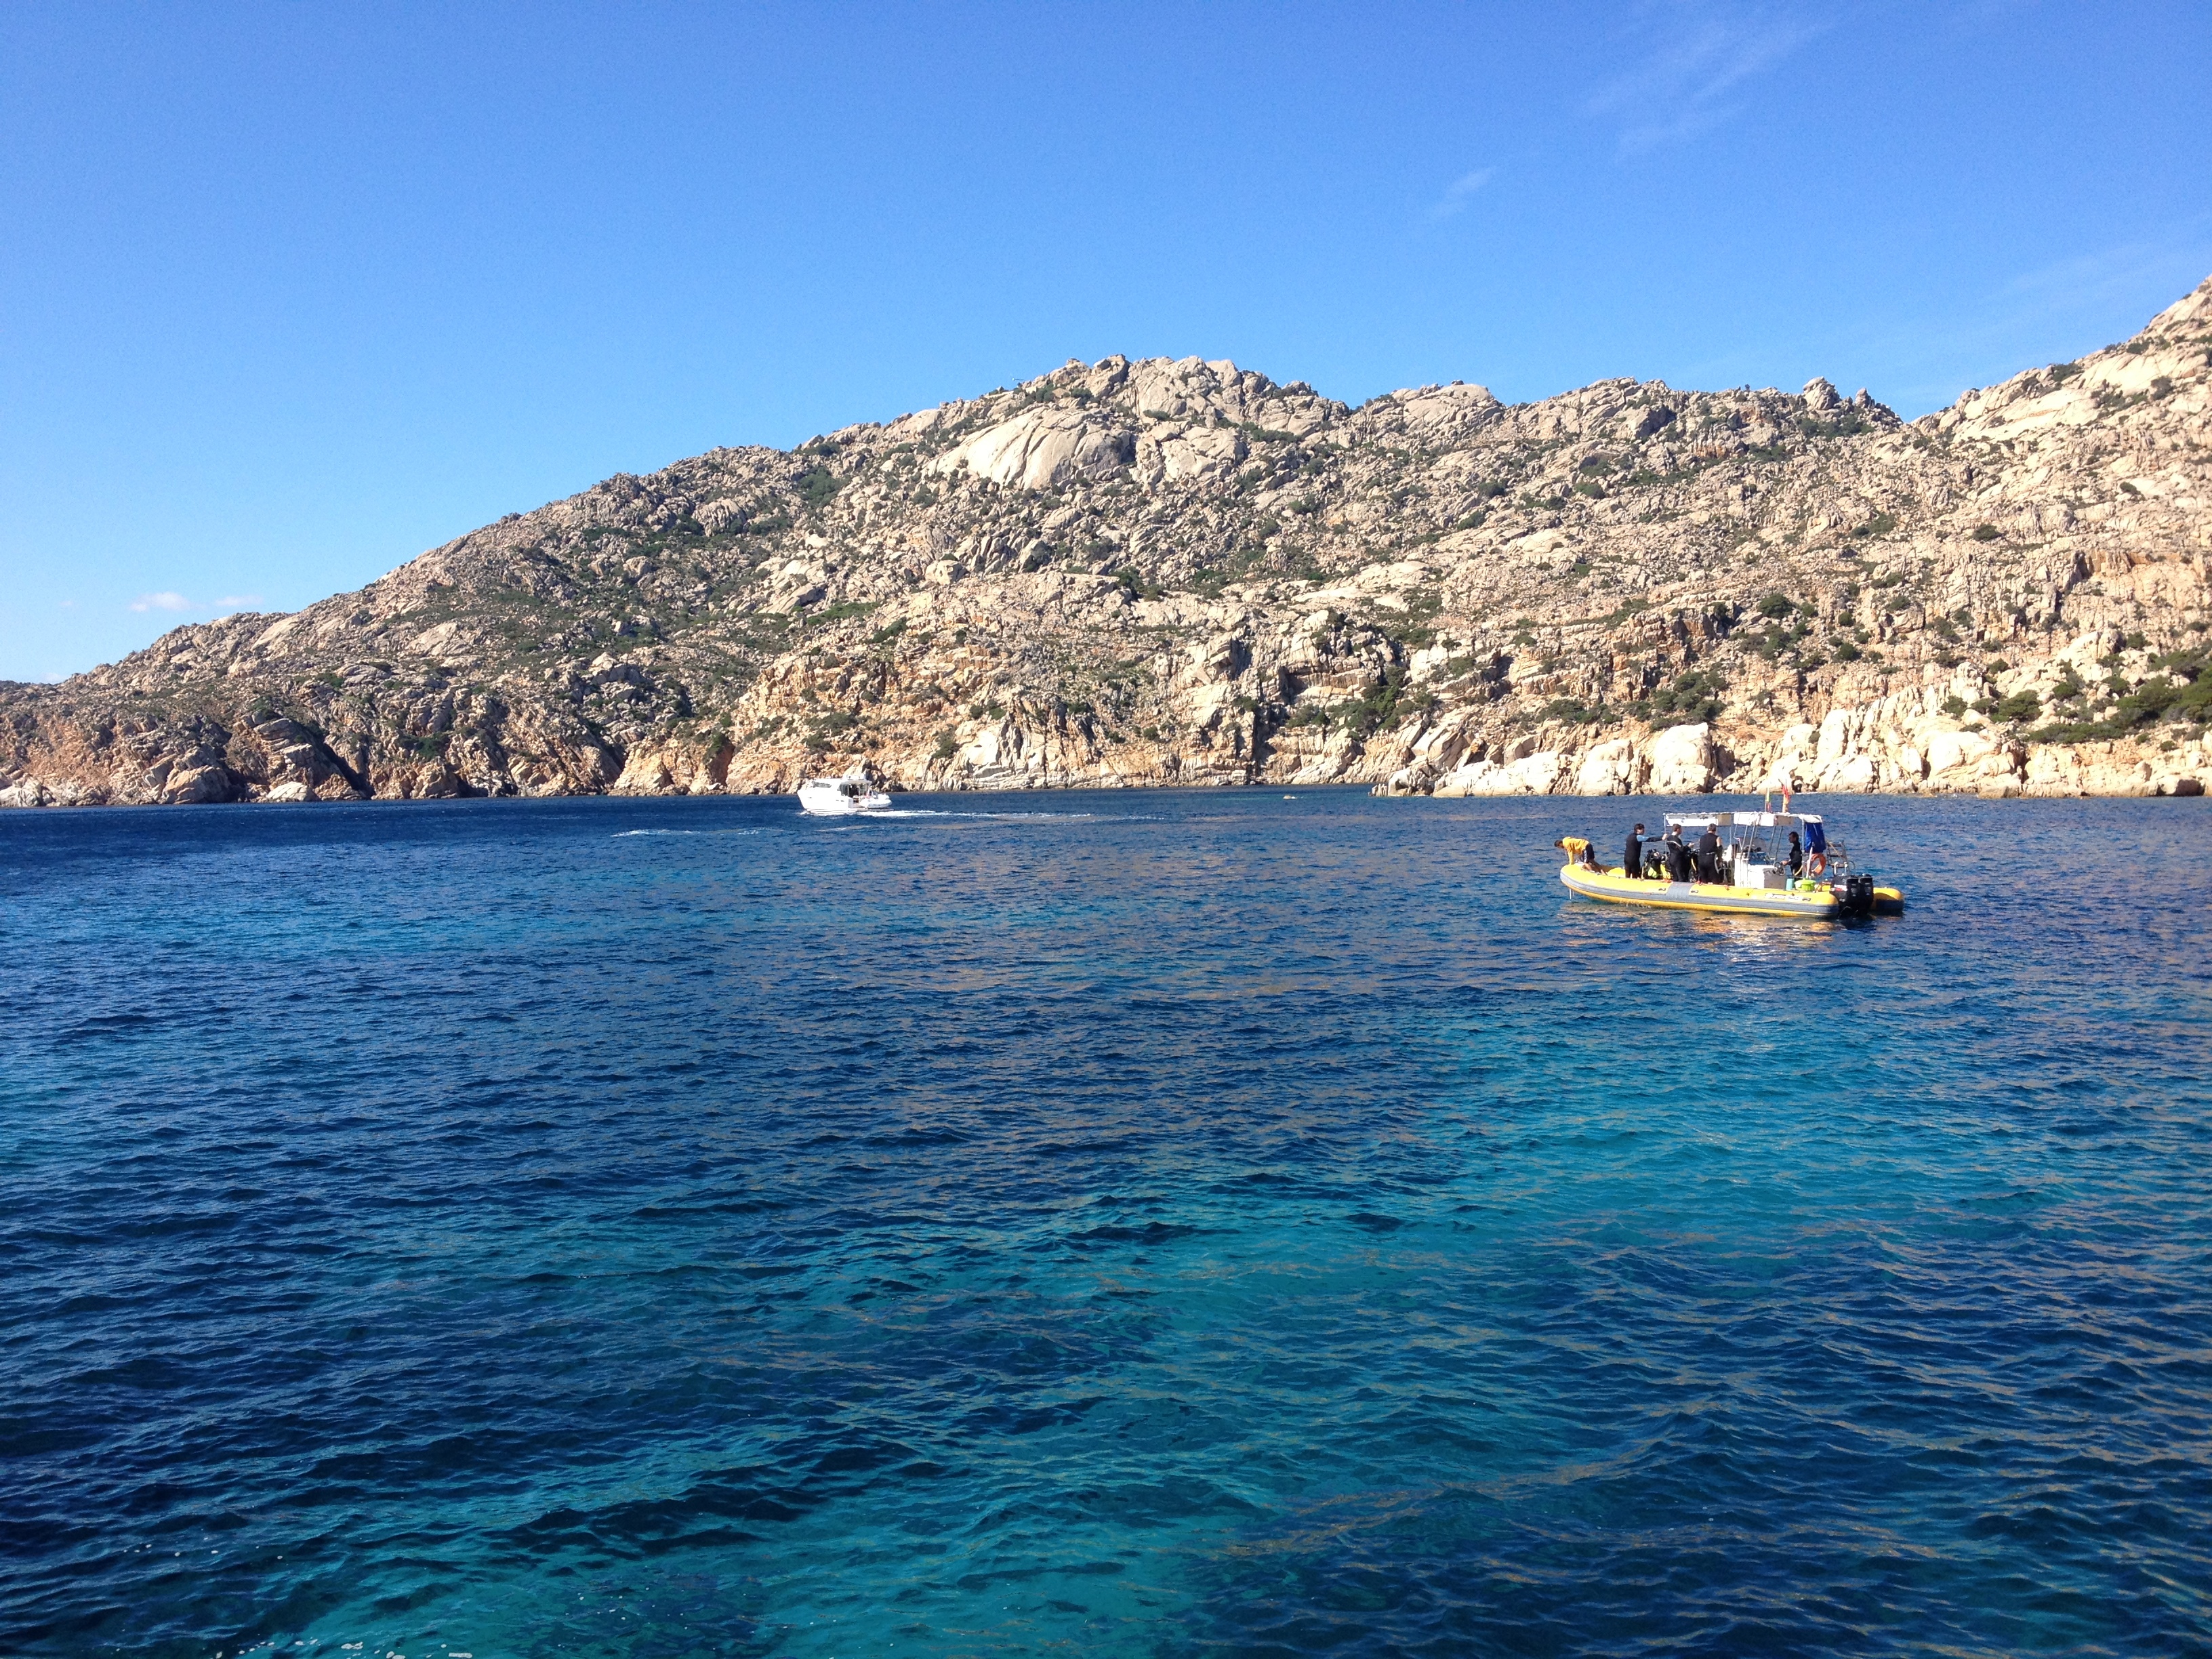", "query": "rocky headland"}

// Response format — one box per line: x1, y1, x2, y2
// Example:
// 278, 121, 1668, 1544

7, 278, 2212, 809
